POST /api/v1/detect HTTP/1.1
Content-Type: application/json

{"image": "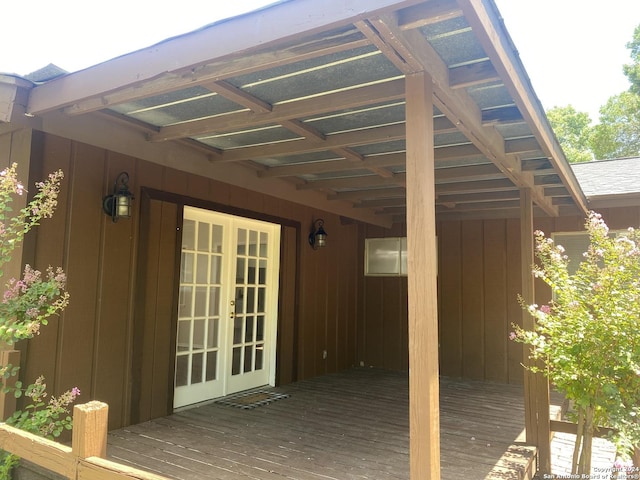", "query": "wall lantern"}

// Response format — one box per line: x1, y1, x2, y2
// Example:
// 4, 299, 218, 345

308, 219, 327, 249
102, 172, 134, 222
